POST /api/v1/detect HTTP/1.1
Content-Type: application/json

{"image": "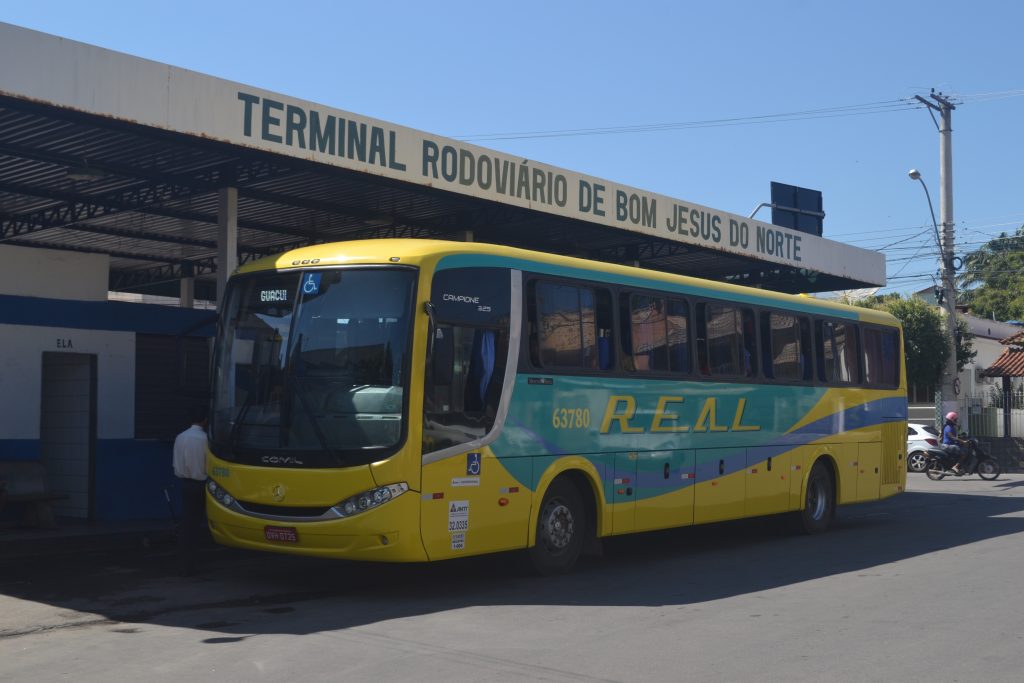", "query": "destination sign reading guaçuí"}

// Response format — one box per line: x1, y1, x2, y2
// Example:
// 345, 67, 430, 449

236, 91, 806, 265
